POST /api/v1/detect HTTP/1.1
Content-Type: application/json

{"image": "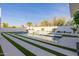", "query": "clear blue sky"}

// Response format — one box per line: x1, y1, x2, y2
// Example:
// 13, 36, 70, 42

0, 8, 1, 18
0, 3, 70, 26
